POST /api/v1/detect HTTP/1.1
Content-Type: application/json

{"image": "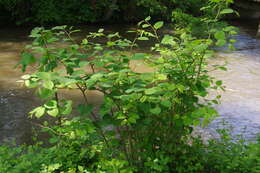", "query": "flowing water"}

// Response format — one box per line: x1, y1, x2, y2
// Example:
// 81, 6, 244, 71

0, 22, 260, 144
207, 22, 260, 141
